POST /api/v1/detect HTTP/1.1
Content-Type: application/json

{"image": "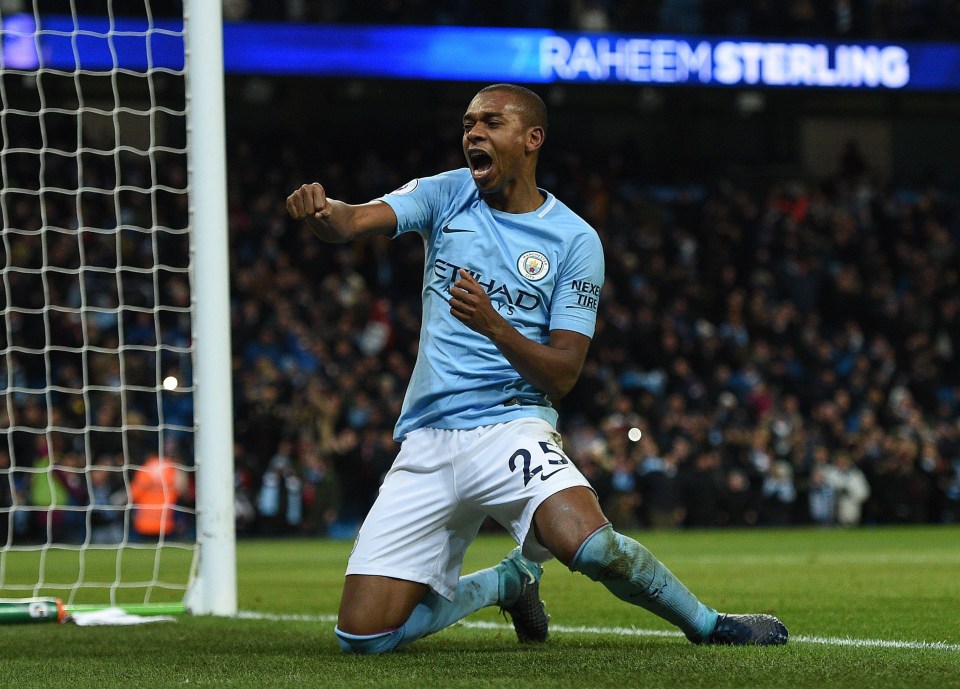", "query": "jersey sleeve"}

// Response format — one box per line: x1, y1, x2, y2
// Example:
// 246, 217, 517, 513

549, 231, 605, 338
377, 170, 464, 240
